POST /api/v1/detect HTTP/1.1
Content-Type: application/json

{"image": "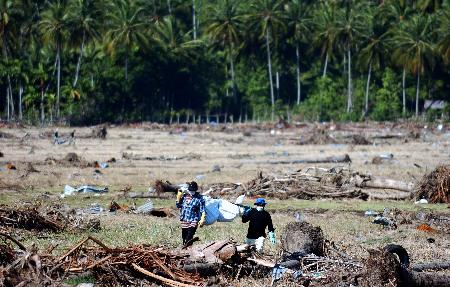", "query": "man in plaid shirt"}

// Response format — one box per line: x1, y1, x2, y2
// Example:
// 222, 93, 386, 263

176, 181, 206, 245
